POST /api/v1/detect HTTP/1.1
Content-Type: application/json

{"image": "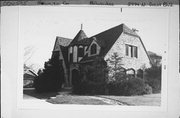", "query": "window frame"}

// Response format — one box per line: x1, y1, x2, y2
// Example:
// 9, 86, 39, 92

125, 44, 138, 58
78, 46, 84, 57
90, 43, 97, 55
